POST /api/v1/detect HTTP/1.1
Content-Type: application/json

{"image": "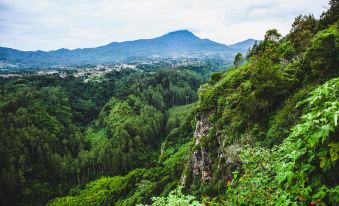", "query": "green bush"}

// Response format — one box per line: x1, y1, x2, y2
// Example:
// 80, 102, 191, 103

221, 77, 339, 205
